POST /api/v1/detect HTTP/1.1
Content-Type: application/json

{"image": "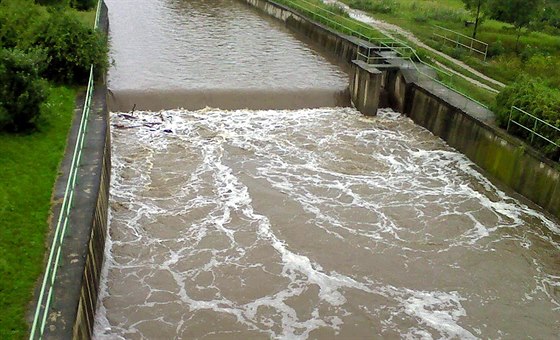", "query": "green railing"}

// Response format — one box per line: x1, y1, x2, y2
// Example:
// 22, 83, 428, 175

433, 24, 488, 61
276, 0, 489, 109
507, 106, 560, 161
29, 1, 102, 339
